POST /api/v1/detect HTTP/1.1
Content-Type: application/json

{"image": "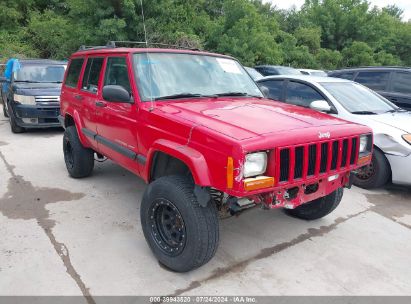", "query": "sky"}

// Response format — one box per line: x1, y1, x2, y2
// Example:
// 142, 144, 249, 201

263, 0, 411, 21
